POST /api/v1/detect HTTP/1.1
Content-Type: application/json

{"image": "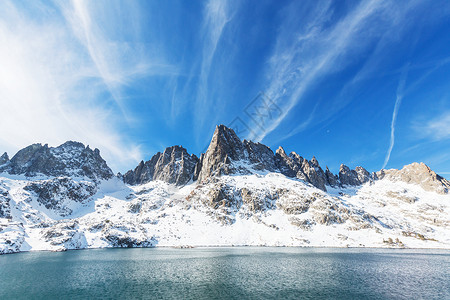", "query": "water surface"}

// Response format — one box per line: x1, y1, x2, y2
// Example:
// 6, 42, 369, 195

0, 247, 449, 299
